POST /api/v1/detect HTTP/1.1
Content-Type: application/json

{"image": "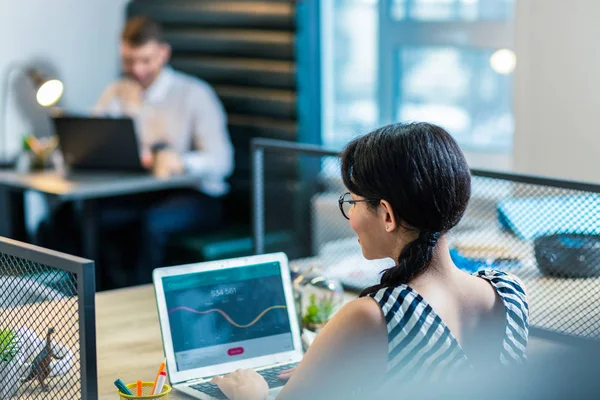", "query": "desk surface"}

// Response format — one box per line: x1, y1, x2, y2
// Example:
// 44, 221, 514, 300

96, 284, 356, 400
0, 170, 202, 200
94, 281, 566, 400
96, 284, 190, 400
